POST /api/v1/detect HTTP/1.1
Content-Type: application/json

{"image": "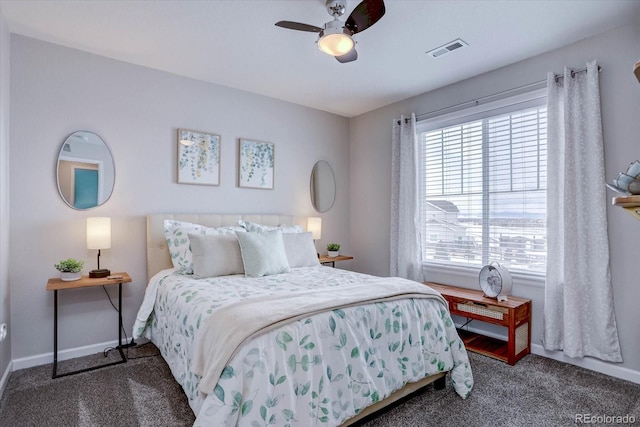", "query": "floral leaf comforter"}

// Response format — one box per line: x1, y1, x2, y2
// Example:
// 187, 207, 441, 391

133, 267, 473, 426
